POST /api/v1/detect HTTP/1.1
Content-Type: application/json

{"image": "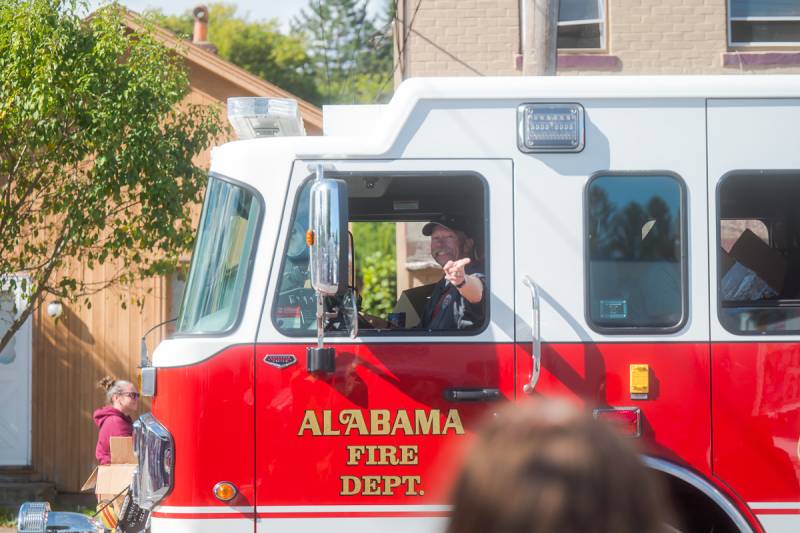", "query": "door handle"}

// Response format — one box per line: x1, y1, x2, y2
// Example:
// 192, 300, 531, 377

522, 275, 541, 395
443, 388, 502, 402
